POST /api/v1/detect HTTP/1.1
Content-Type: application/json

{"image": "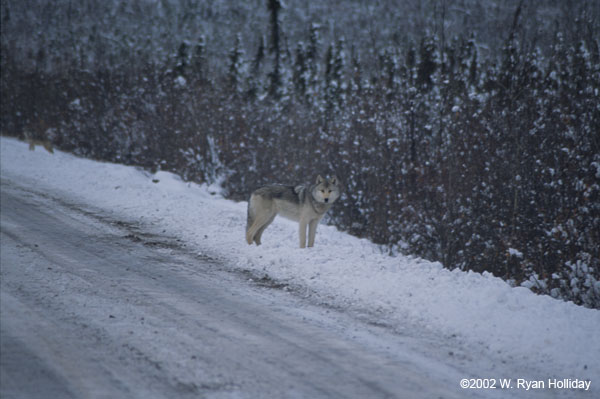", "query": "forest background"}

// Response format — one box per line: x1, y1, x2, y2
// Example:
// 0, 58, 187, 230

1, 0, 599, 308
